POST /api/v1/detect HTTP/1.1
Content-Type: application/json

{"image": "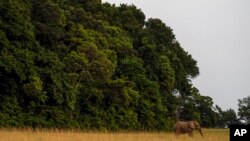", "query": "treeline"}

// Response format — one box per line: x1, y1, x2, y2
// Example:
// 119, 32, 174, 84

0, 0, 235, 131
